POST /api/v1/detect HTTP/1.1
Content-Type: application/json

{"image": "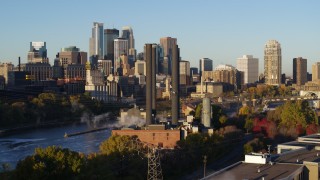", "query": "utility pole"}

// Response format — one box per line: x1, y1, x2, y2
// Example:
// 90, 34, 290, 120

203, 155, 207, 178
